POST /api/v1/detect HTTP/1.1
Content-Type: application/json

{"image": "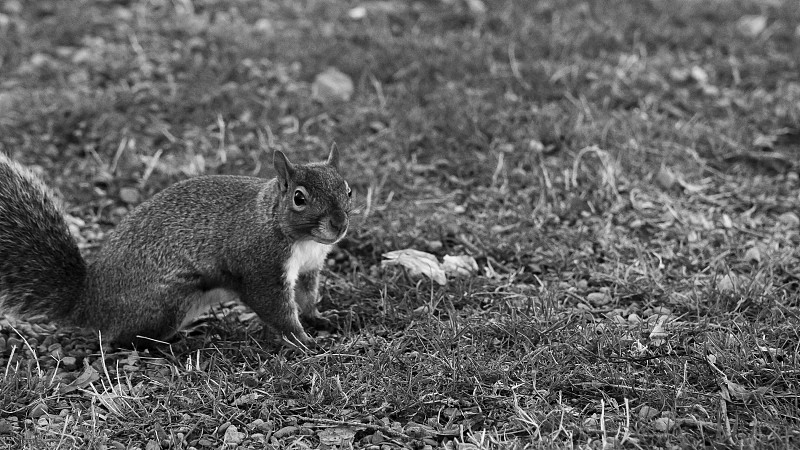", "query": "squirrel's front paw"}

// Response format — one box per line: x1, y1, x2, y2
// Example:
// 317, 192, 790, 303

304, 313, 337, 332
